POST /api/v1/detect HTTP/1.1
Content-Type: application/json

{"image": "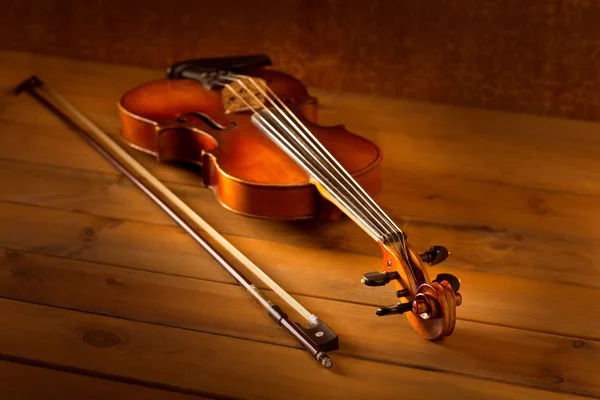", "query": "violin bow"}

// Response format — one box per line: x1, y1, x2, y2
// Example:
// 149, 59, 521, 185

11, 75, 339, 368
